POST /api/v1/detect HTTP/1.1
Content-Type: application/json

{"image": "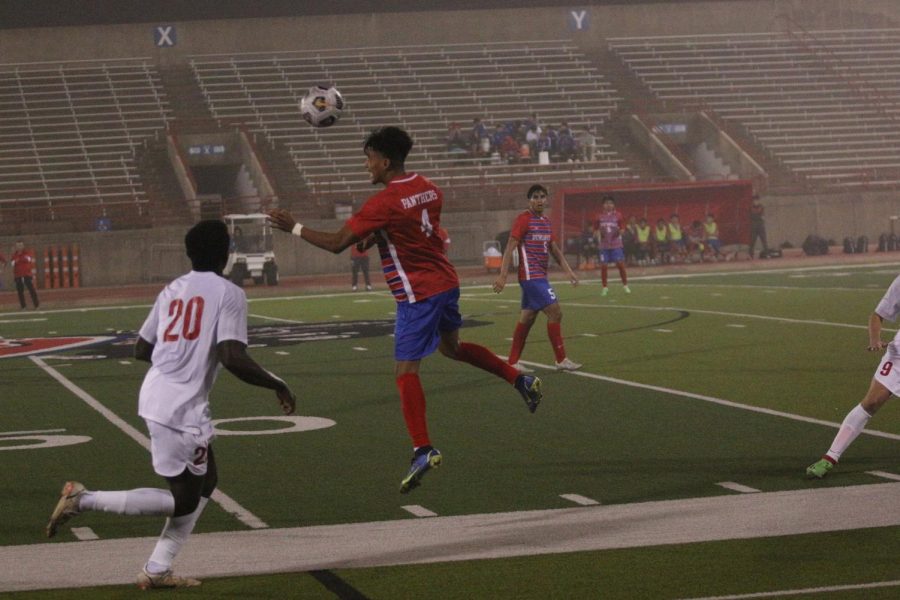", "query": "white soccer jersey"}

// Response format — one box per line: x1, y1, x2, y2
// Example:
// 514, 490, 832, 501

138, 271, 247, 431
876, 273, 900, 347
